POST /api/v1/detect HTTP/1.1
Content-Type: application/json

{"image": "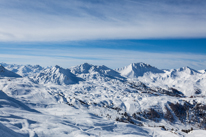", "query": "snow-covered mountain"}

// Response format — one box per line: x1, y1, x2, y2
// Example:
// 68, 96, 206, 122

70, 63, 126, 81
170, 66, 200, 76
137, 66, 206, 96
31, 65, 83, 85
116, 62, 164, 78
0, 62, 206, 137
0, 63, 45, 77
0, 65, 21, 78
